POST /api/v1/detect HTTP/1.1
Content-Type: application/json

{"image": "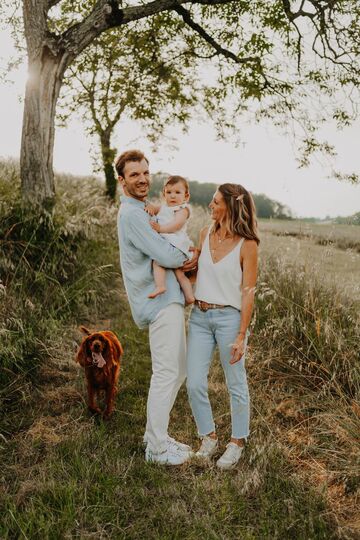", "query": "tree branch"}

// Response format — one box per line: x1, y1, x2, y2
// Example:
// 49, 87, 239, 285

173, 4, 260, 66
47, 0, 62, 10
59, 0, 237, 59
121, 0, 236, 23
281, 0, 316, 21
